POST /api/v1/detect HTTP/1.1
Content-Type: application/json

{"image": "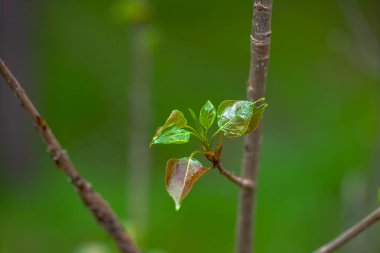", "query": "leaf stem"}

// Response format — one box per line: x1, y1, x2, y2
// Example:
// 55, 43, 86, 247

217, 132, 225, 146
189, 132, 206, 145
189, 150, 203, 159
185, 126, 204, 141
186, 126, 212, 151
184, 125, 198, 134
210, 129, 222, 145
